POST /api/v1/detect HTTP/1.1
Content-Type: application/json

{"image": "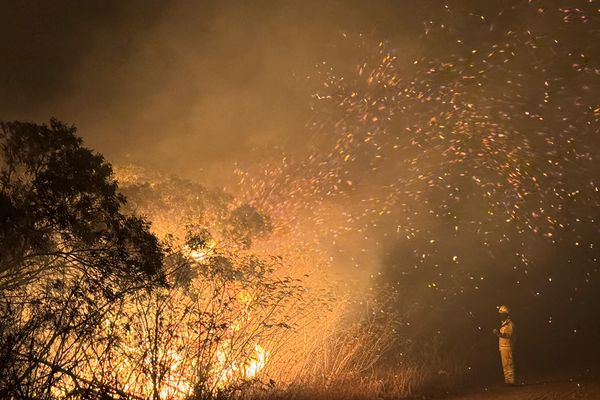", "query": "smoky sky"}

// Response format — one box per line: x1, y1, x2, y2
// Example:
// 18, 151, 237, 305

1, 0, 514, 186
